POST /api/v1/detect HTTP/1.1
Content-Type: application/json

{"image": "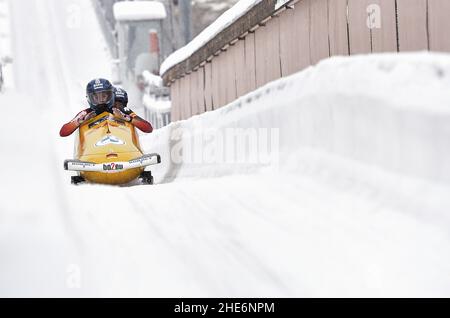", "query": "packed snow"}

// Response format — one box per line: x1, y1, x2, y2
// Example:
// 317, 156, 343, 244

113, 1, 167, 22
160, 0, 262, 75
1, 0, 450, 298
0, 0, 13, 89
150, 52, 450, 183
